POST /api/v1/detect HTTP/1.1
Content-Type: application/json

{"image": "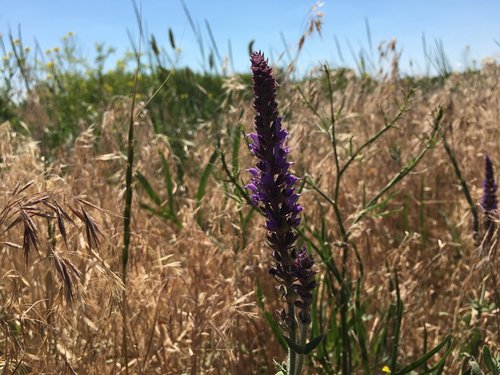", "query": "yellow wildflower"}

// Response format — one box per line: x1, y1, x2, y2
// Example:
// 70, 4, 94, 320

382, 365, 391, 373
